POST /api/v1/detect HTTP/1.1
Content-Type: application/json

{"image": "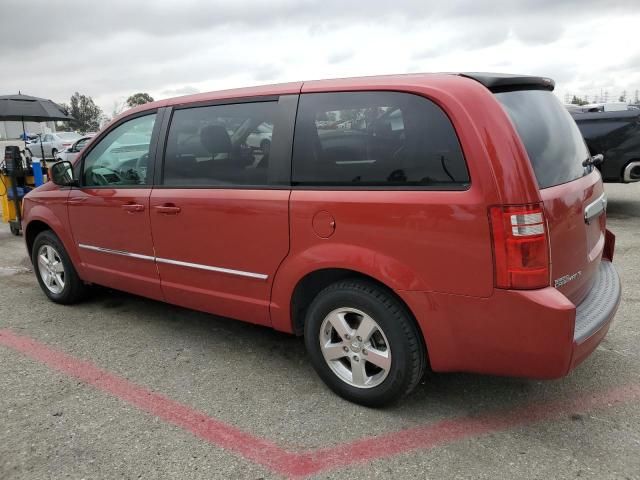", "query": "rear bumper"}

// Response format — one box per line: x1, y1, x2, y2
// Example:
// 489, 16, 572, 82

569, 260, 621, 370
398, 260, 621, 379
